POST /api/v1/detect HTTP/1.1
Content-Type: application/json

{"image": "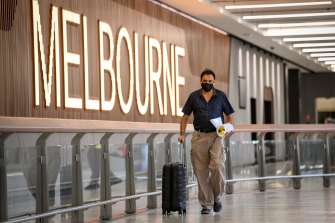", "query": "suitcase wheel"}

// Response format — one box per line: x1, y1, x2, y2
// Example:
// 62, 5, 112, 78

178, 209, 186, 215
